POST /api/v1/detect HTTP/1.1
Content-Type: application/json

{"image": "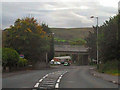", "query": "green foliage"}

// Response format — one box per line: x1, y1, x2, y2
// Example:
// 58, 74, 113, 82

69, 38, 86, 45
54, 37, 86, 45
0, 48, 2, 63
3, 17, 50, 63
98, 60, 120, 75
42, 23, 51, 33
86, 14, 120, 62
48, 35, 54, 62
2, 48, 19, 68
86, 27, 97, 59
17, 58, 28, 67
54, 38, 67, 42
41, 23, 54, 62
